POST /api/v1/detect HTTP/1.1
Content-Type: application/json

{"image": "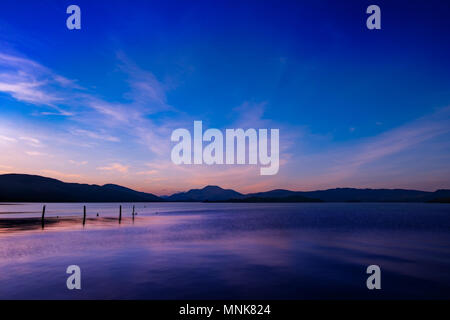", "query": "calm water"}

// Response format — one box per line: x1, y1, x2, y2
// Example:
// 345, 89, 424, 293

0, 202, 450, 299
